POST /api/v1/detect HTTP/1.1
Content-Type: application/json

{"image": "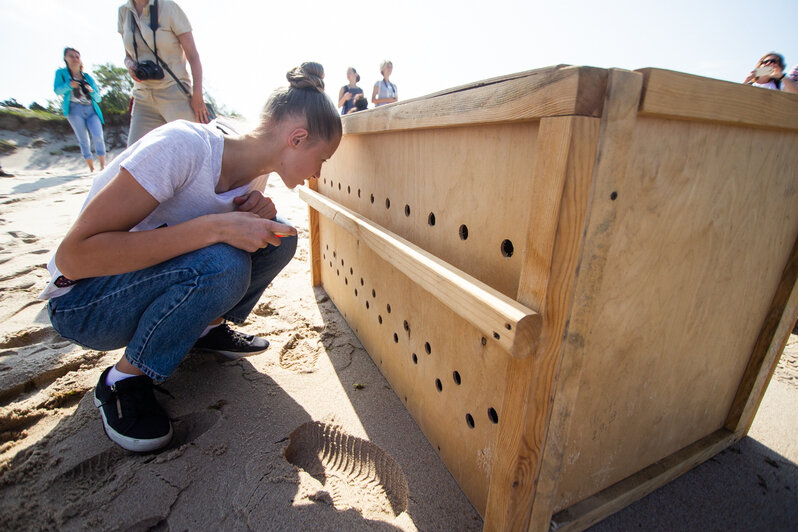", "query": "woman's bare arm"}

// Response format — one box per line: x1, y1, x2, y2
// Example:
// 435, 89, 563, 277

55, 169, 292, 279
